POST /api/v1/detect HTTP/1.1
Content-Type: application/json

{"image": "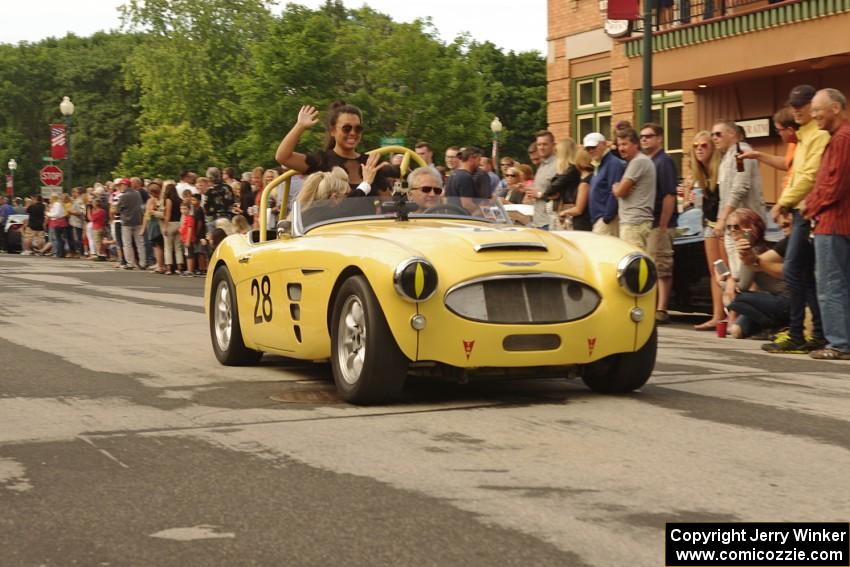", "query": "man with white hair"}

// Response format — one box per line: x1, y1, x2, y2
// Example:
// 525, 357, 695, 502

407, 167, 444, 211
805, 88, 850, 360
